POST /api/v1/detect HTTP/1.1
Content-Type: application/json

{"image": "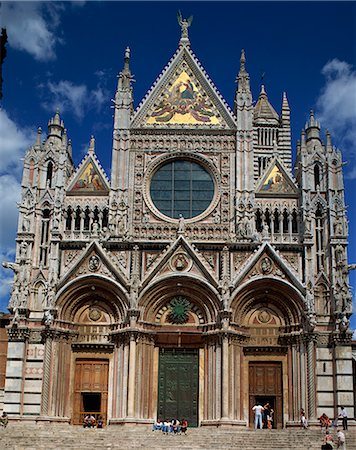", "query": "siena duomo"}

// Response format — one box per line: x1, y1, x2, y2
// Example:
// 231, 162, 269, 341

1, 18, 355, 428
